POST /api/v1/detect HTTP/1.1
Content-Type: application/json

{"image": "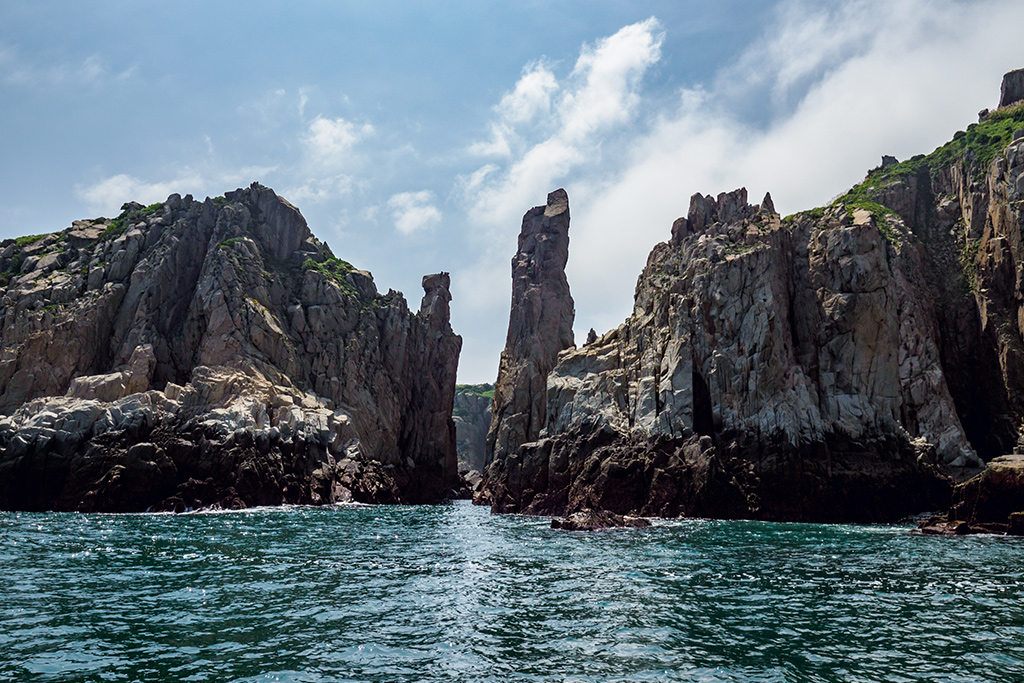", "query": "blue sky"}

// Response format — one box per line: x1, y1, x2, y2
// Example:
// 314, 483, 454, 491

3, 1, 1024, 383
